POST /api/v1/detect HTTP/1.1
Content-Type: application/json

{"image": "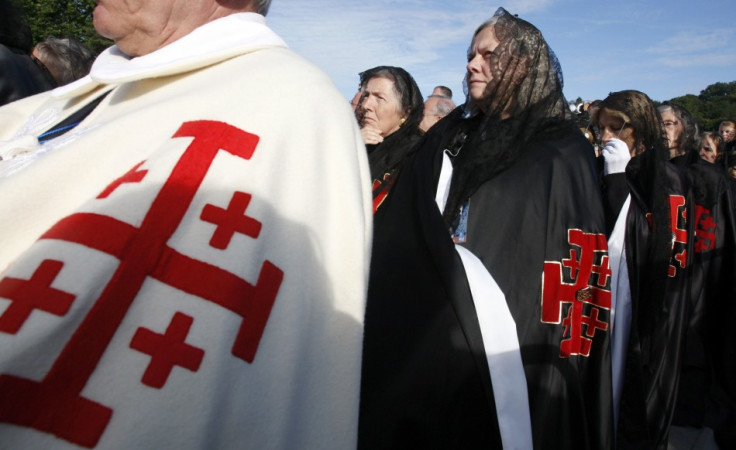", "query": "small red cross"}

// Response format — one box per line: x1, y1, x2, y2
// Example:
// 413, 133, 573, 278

592, 255, 612, 287
0, 259, 75, 334
200, 191, 262, 250
97, 161, 148, 199
562, 249, 581, 279
583, 307, 608, 337
129, 312, 204, 389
